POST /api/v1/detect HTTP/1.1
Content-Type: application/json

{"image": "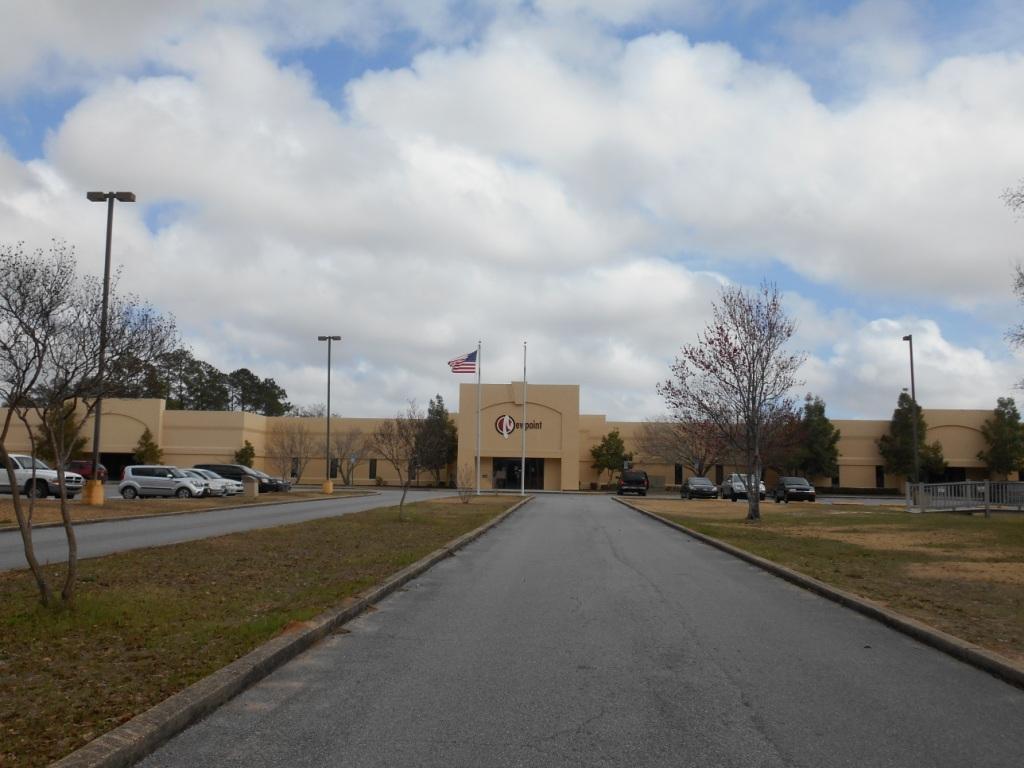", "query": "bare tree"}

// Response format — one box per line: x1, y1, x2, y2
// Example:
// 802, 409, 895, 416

634, 416, 724, 478
265, 419, 320, 483
456, 463, 475, 504
658, 282, 804, 520
22, 266, 177, 604
332, 429, 366, 485
0, 242, 76, 605
1, 242, 177, 605
1003, 179, 1024, 217
370, 402, 422, 519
